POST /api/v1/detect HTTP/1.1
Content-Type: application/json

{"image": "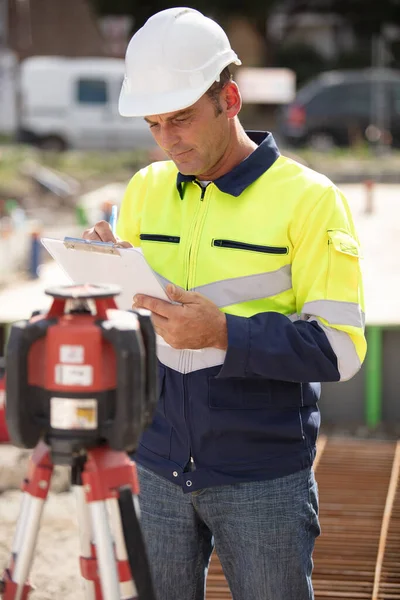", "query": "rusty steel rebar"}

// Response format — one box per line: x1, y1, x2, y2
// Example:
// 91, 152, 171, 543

205, 437, 400, 600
